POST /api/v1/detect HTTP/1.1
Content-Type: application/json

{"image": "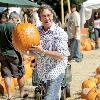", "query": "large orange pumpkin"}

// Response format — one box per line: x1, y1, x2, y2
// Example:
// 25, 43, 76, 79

12, 23, 40, 53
